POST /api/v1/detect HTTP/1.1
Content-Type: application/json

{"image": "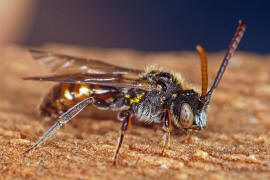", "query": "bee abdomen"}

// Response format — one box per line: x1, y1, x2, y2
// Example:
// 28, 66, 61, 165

39, 83, 119, 118
39, 84, 64, 118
